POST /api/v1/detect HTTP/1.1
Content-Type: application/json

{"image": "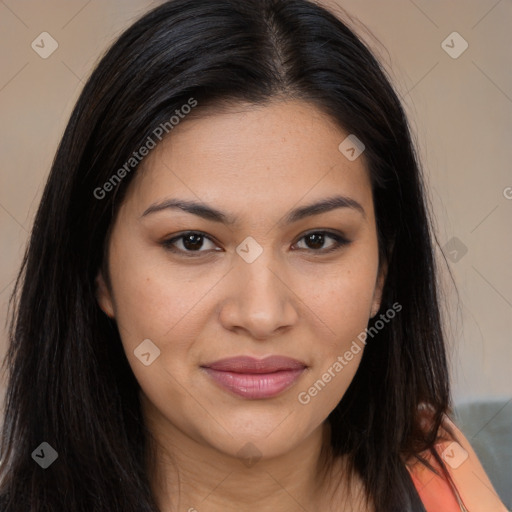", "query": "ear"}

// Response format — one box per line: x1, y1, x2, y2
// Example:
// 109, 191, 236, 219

370, 261, 388, 318
95, 270, 115, 318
